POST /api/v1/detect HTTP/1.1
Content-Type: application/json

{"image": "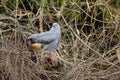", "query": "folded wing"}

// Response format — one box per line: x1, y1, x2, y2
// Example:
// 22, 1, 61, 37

28, 31, 58, 44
